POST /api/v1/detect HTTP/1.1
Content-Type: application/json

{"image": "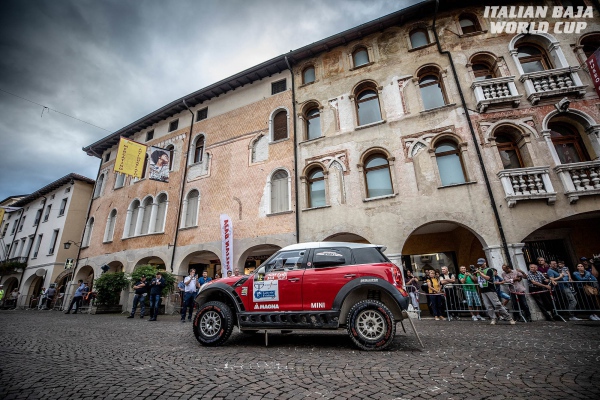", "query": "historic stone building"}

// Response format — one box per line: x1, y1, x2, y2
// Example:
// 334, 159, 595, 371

0, 174, 94, 307
286, 0, 600, 276
79, 59, 296, 310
